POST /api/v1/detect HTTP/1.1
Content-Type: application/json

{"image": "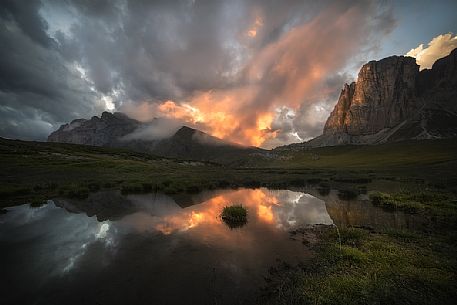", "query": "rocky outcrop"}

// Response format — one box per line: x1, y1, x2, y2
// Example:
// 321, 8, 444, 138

48, 112, 141, 146
323, 83, 356, 135
309, 48, 457, 147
